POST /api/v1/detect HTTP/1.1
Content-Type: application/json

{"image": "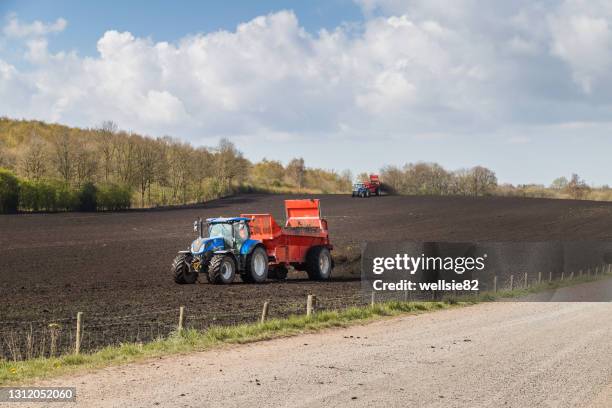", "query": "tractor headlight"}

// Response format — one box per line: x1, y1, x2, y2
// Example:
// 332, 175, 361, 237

193, 221, 199, 232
